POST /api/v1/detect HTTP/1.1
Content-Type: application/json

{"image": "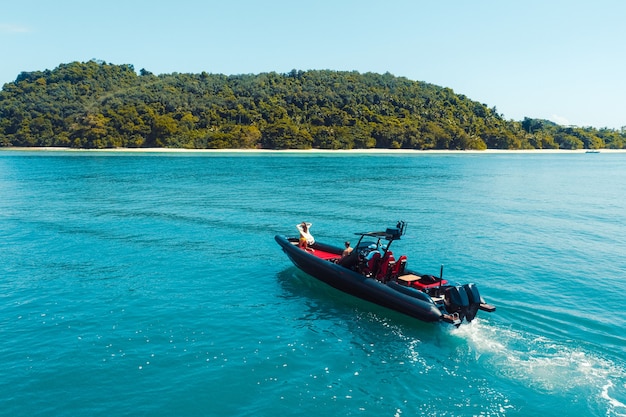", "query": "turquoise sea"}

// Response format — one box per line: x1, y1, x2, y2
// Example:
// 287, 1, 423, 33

1, 150, 625, 417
